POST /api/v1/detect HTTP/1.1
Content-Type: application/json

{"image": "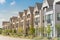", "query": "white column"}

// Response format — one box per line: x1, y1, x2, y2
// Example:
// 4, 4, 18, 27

53, 3, 56, 37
